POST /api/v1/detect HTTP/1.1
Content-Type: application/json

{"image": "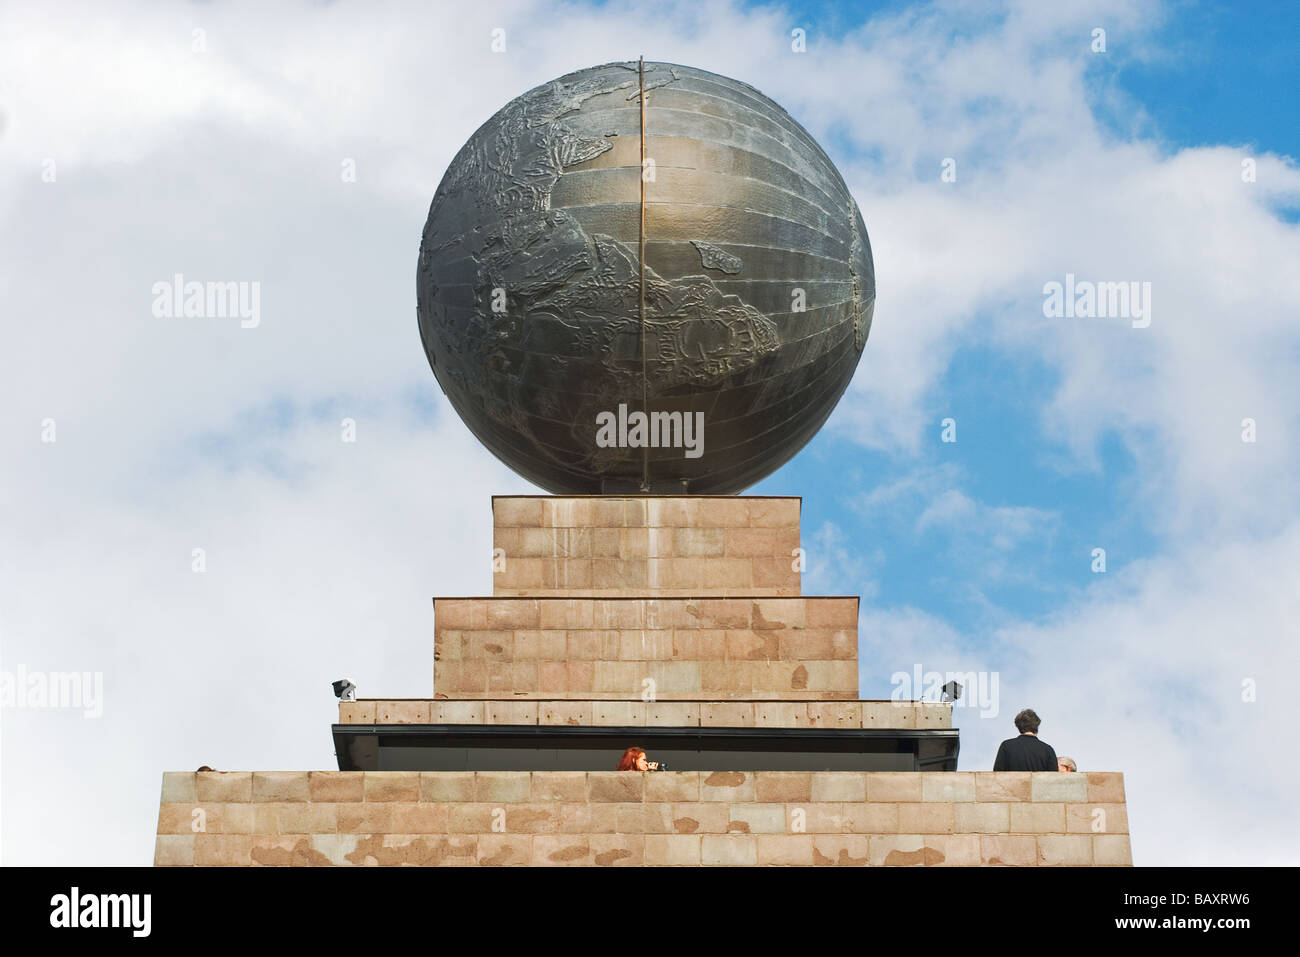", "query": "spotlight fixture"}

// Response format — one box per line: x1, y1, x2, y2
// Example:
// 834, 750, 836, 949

332, 679, 356, 702
941, 680, 963, 703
